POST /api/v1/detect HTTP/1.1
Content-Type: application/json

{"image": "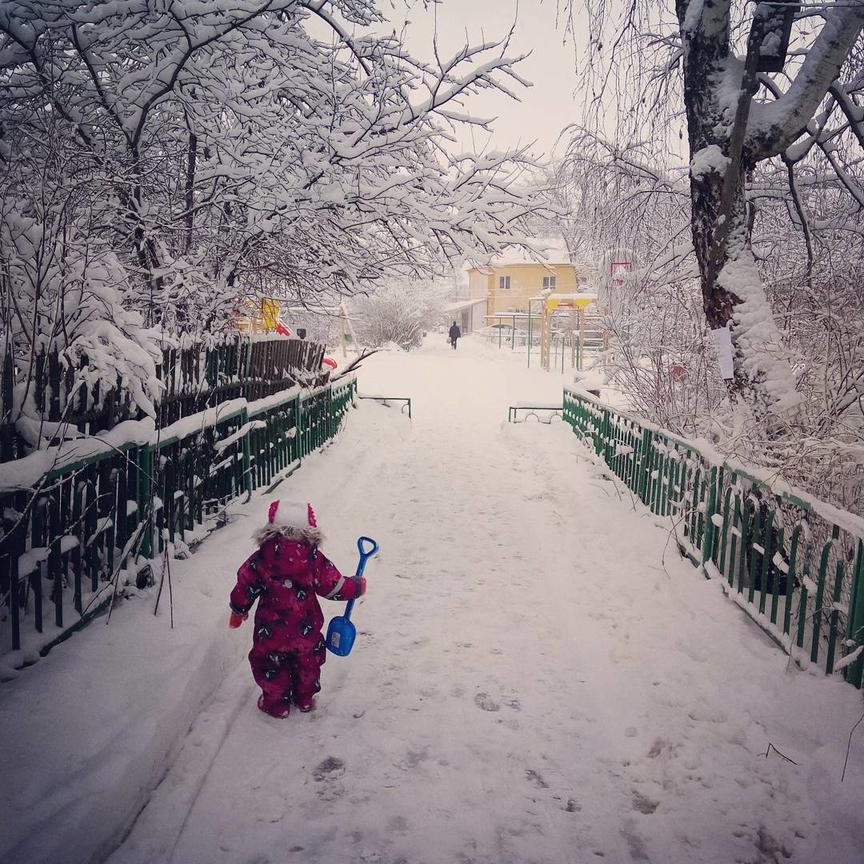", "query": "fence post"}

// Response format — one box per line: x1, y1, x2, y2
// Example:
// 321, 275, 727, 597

638, 428, 653, 505
296, 396, 303, 458
240, 407, 253, 502
701, 465, 718, 572
137, 445, 154, 560
600, 408, 610, 461
7, 521, 22, 651
811, 529, 838, 666
844, 540, 864, 687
